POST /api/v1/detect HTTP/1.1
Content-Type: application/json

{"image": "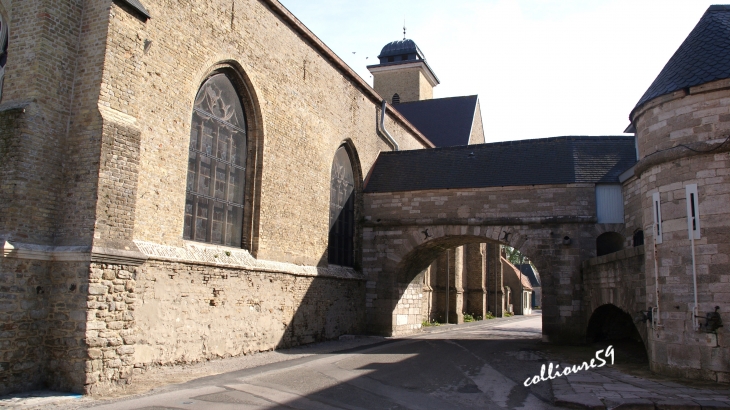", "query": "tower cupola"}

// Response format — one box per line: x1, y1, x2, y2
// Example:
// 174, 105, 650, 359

367, 38, 439, 104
